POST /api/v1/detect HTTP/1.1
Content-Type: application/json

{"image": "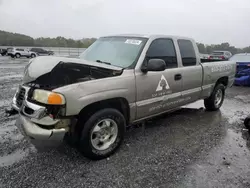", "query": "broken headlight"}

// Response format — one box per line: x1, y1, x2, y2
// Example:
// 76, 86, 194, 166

32, 89, 66, 105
